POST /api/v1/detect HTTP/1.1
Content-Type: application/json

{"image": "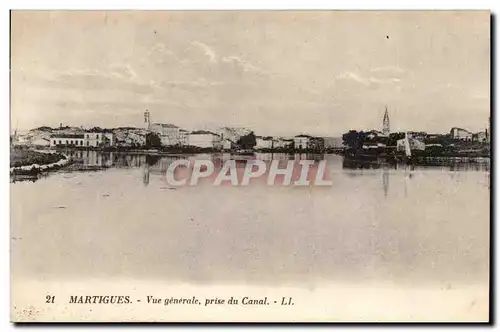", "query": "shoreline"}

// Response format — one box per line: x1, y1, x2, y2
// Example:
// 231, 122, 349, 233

10, 148, 72, 178
55, 147, 491, 160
